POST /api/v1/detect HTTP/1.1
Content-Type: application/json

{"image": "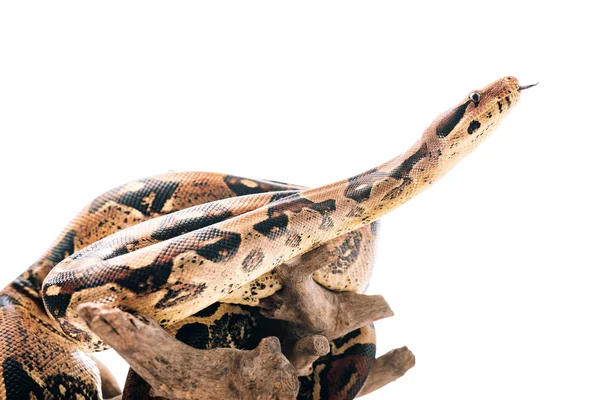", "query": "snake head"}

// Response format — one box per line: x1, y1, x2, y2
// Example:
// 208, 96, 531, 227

424, 76, 534, 174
